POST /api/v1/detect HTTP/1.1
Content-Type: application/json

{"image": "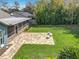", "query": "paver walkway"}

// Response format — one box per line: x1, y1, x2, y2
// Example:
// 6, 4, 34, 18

0, 32, 54, 59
